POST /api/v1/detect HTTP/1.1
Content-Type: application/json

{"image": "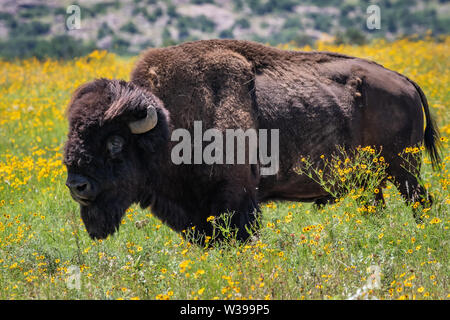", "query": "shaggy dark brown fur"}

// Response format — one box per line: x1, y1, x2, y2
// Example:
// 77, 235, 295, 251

64, 39, 440, 241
